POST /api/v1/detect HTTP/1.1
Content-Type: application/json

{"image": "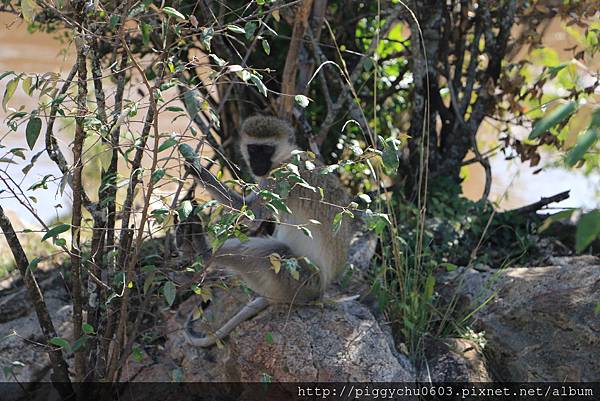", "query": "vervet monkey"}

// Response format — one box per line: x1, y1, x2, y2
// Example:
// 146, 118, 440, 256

180, 116, 357, 347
